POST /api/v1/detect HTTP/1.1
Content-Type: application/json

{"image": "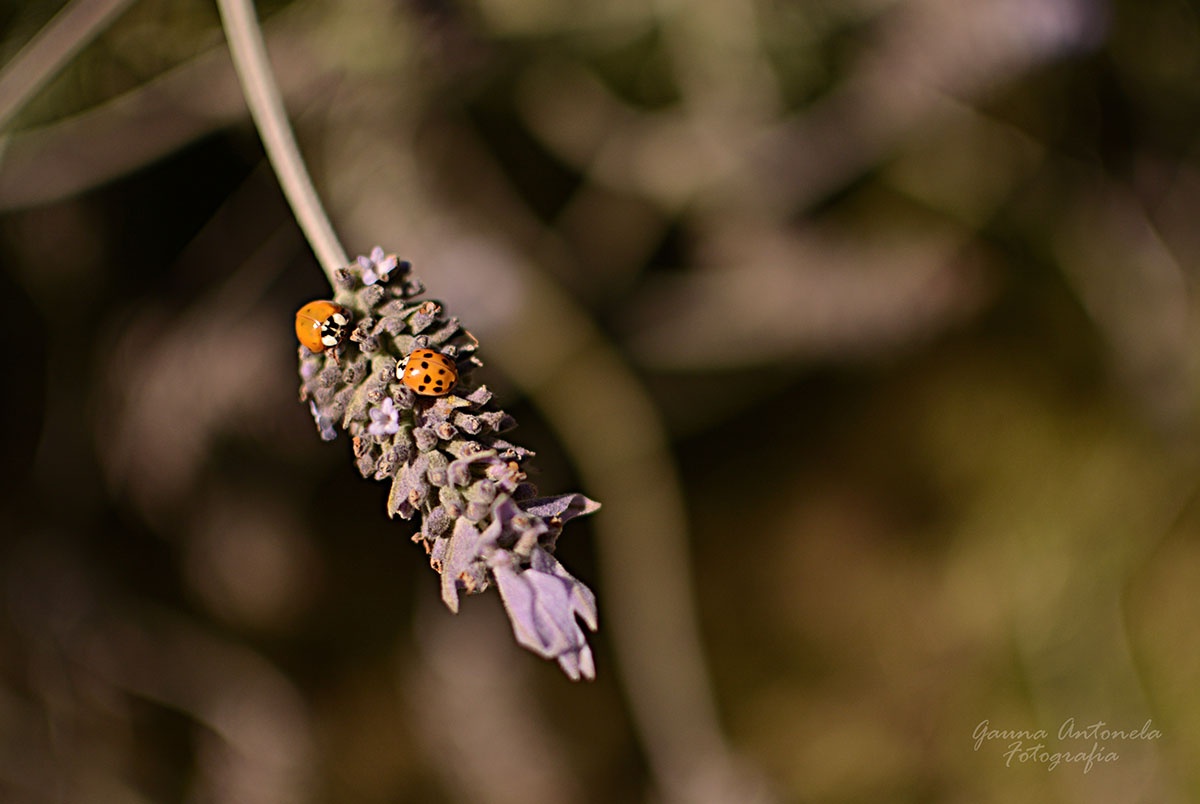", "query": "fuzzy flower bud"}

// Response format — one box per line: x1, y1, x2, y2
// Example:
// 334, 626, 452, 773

298, 248, 600, 679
